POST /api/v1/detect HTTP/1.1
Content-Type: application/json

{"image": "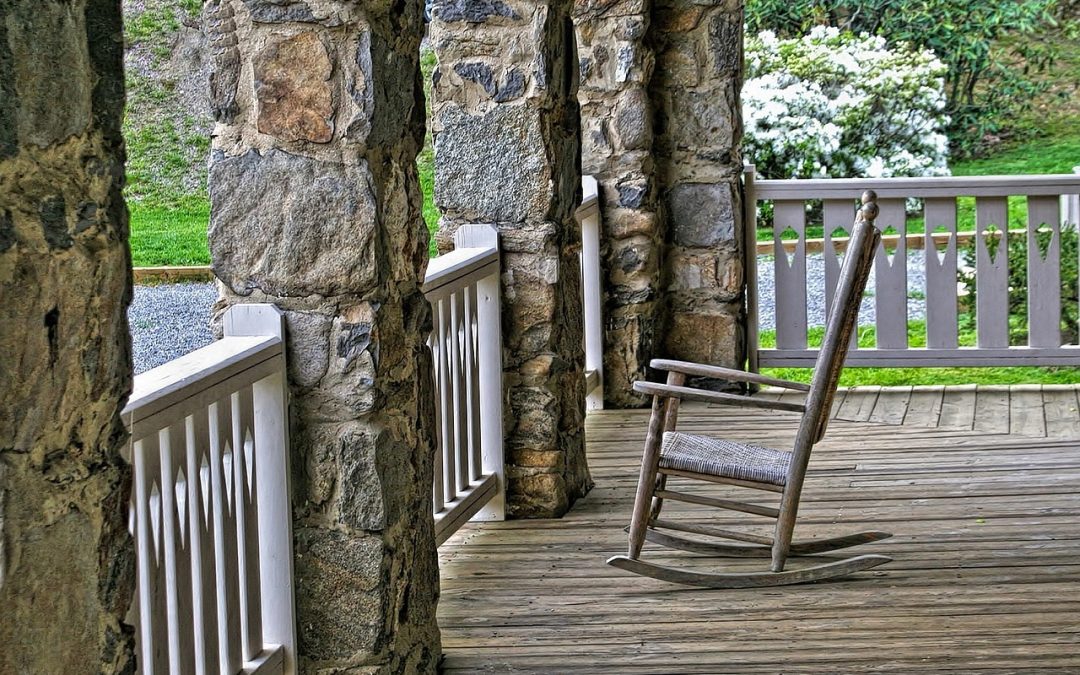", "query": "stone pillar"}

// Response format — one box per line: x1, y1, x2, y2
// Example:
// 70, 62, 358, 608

430, 0, 593, 517
573, 0, 661, 407
205, 1, 440, 670
652, 0, 745, 370
0, 1, 135, 672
